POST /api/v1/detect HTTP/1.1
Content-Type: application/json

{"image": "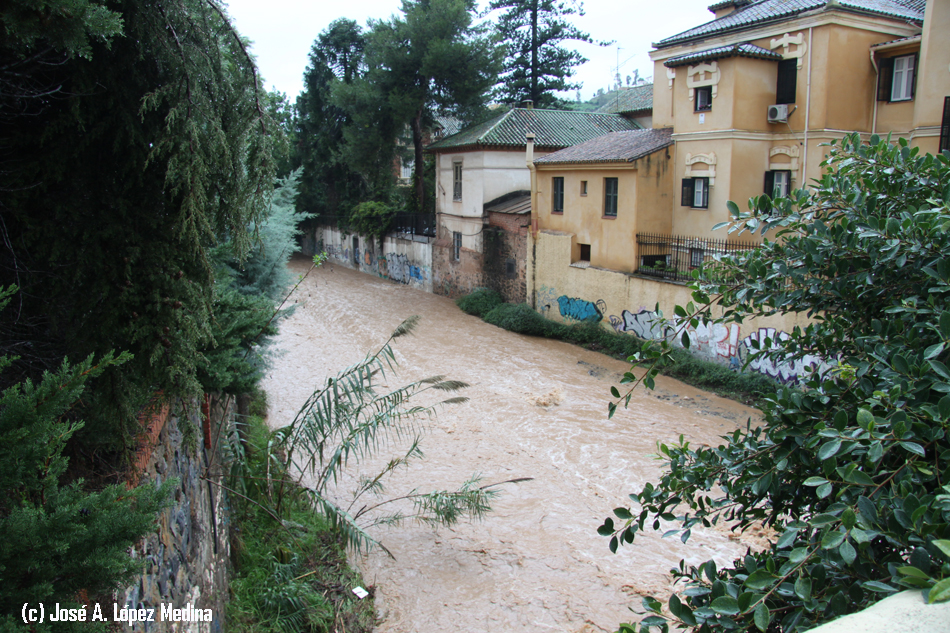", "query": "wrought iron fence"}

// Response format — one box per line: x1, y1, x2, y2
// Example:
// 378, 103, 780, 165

392, 212, 436, 238
635, 232, 758, 283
